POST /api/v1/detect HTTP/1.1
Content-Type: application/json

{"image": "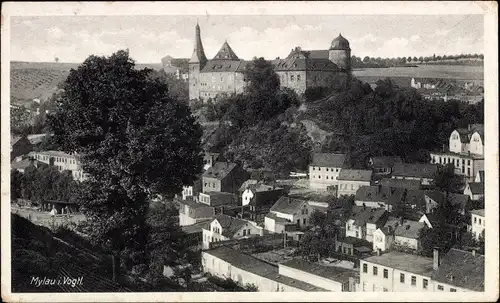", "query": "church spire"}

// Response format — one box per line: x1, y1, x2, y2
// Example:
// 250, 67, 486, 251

189, 22, 208, 66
